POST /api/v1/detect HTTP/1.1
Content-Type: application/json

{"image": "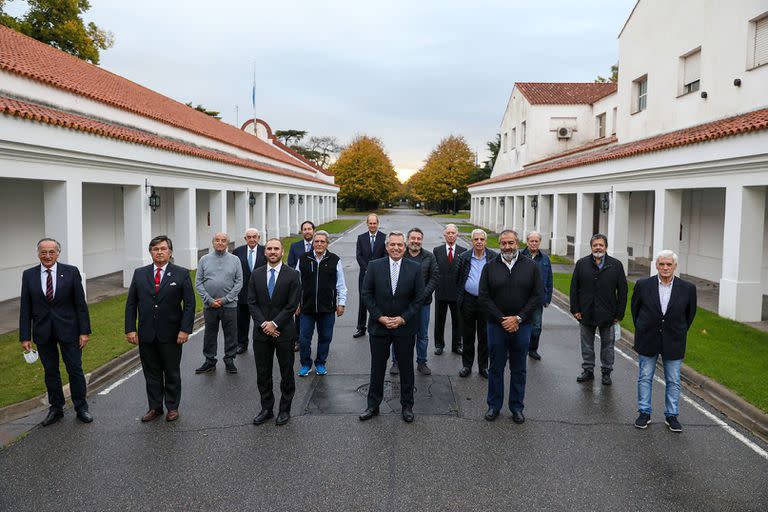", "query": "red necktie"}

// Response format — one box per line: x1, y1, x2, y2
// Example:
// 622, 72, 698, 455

45, 269, 54, 302
448, 246, 453, 264
155, 267, 162, 293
